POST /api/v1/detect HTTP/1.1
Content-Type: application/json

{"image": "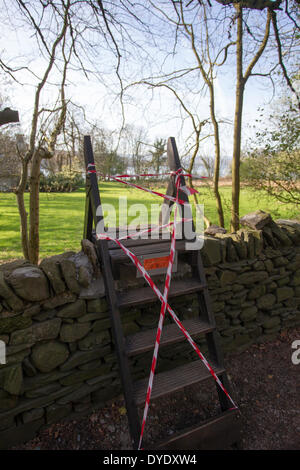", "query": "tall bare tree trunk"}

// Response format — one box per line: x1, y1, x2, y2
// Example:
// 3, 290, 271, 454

209, 83, 225, 228
28, 152, 42, 264
15, 159, 30, 260
231, 5, 244, 233
188, 135, 211, 229
231, 6, 271, 232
